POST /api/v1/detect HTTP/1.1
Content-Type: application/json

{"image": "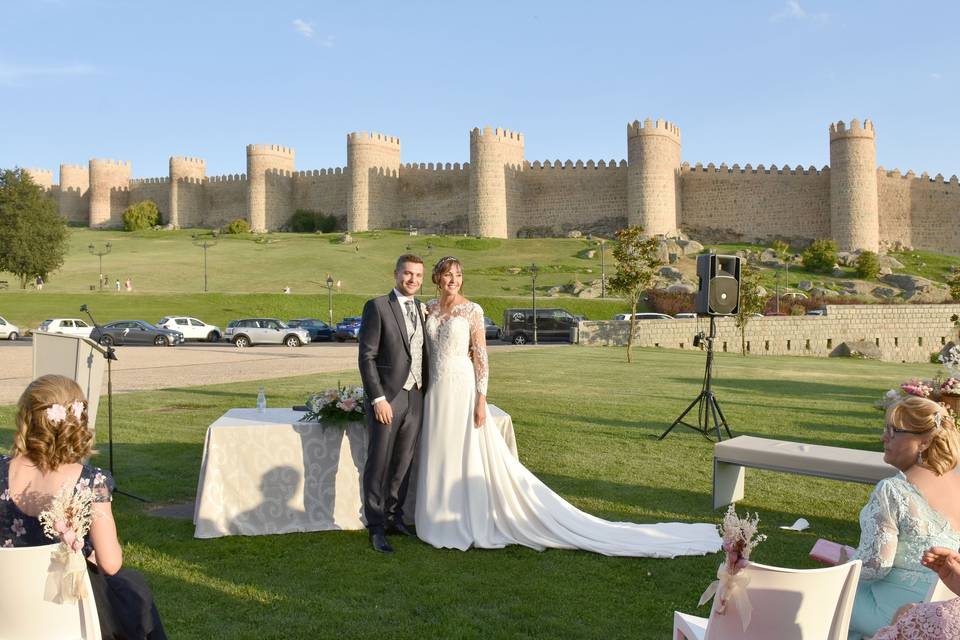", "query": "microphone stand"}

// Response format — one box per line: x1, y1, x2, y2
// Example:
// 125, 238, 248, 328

81, 304, 149, 502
